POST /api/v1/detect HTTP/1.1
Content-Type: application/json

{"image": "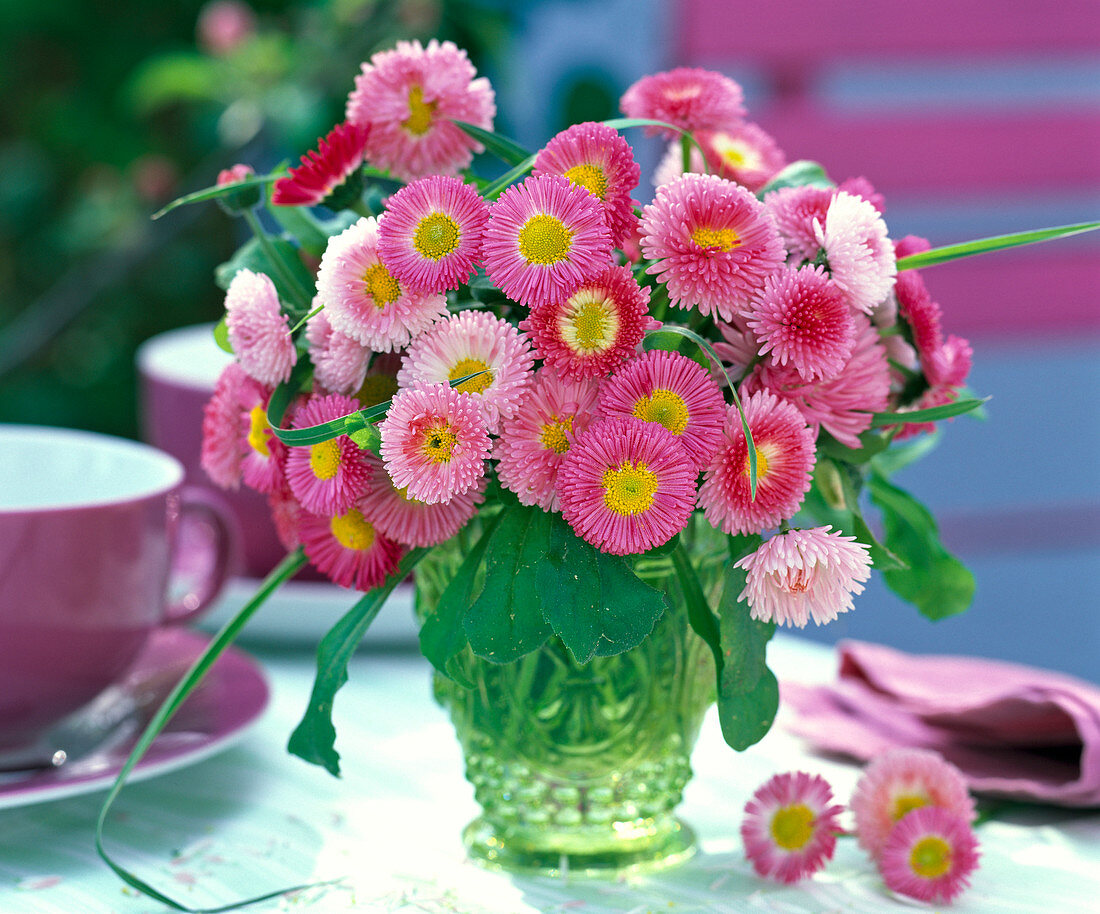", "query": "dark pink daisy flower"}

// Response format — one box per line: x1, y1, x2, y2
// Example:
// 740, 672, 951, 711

640, 173, 785, 321
533, 121, 641, 247
763, 184, 833, 264
879, 806, 980, 905
483, 174, 613, 307
346, 39, 495, 181
698, 390, 816, 535
597, 349, 725, 471
201, 363, 250, 490
620, 67, 746, 139
520, 264, 650, 381
298, 503, 404, 592
284, 393, 372, 516
851, 747, 977, 861
494, 367, 602, 512
378, 384, 490, 505
745, 314, 891, 447
740, 771, 844, 884
271, 121, 369, 210
358, 452, 485, 548
557, 417, 696, 556
746, 265, 856, 382
735, 526, 872, 628
377, 175, 489, 293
